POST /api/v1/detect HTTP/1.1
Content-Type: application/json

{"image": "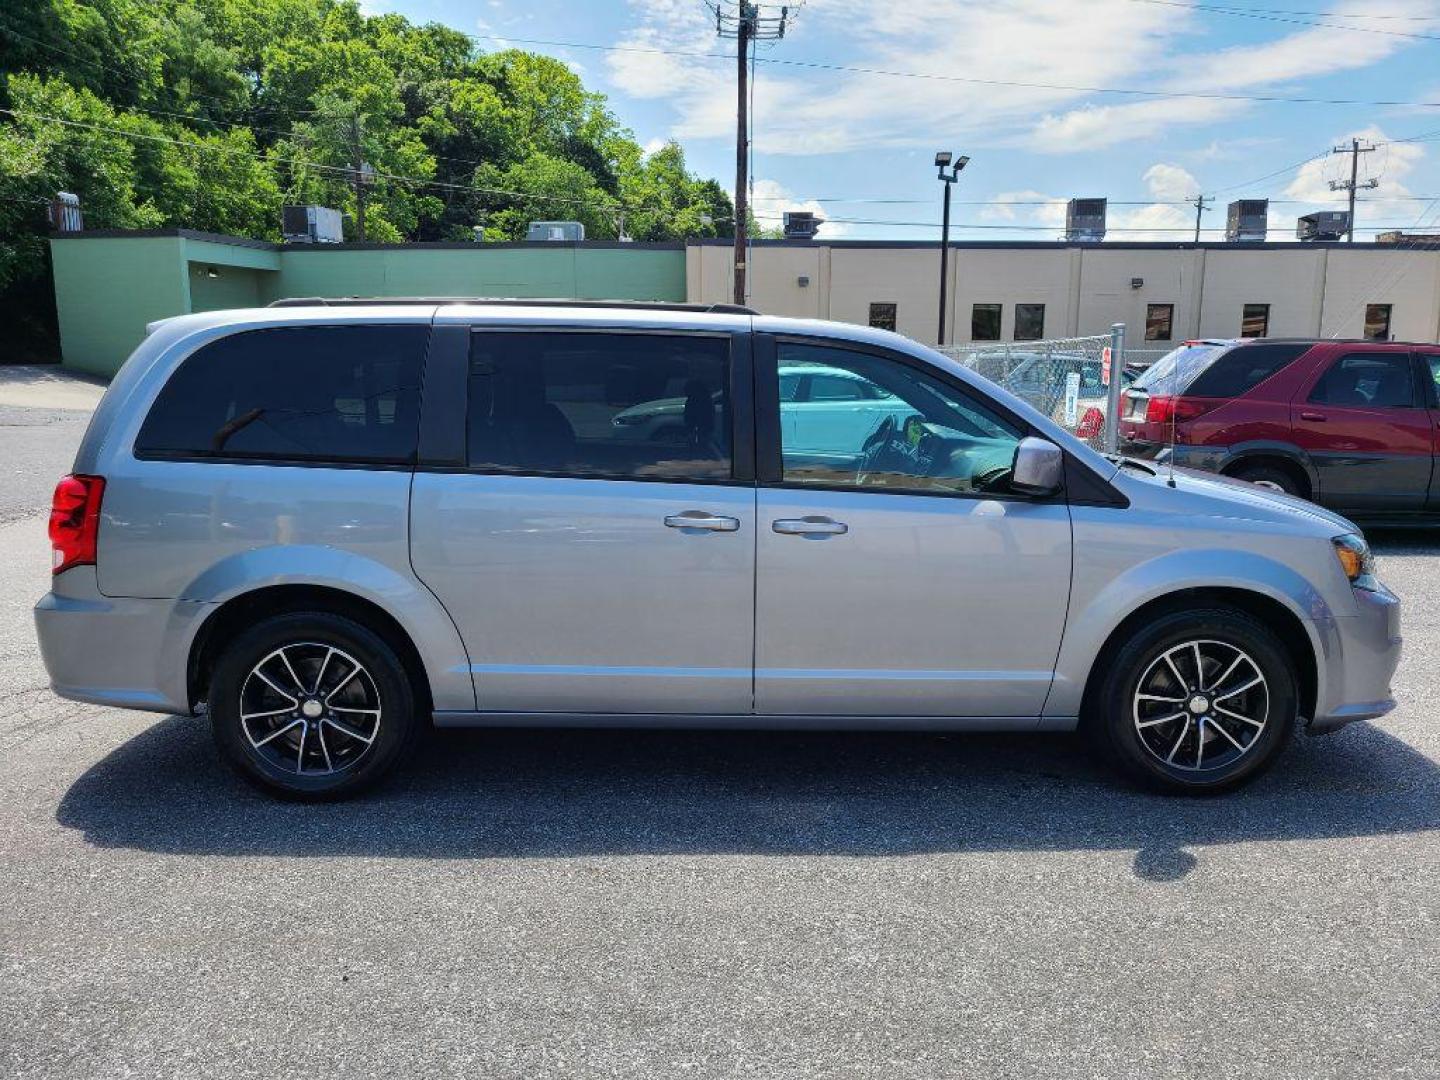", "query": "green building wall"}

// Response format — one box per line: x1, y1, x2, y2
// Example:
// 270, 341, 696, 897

48, 231, 687, 377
